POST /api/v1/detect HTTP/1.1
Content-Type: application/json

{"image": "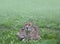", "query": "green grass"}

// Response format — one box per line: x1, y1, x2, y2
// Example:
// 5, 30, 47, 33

0, 28, 60, 44
0, 0, 60, 44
